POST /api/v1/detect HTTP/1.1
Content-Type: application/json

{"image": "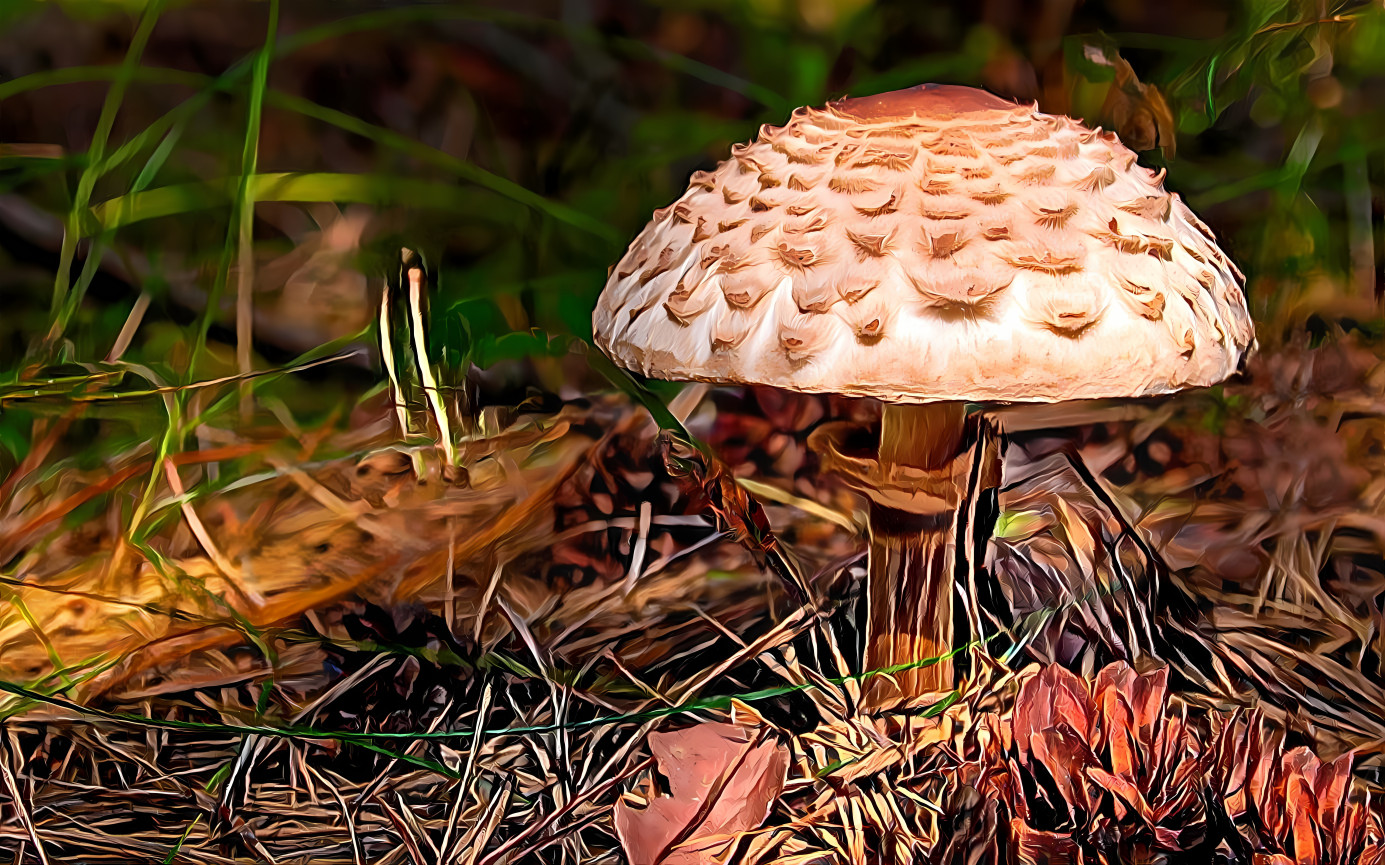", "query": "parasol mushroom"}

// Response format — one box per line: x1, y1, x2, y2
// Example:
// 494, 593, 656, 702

593, 84, 1254, 707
